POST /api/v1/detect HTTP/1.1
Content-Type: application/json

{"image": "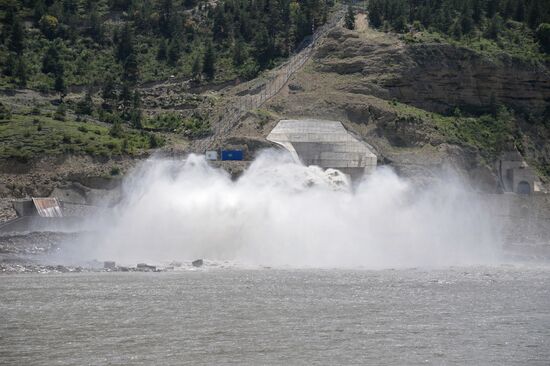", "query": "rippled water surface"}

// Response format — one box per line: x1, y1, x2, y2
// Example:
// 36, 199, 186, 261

1, 266, 549, 365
